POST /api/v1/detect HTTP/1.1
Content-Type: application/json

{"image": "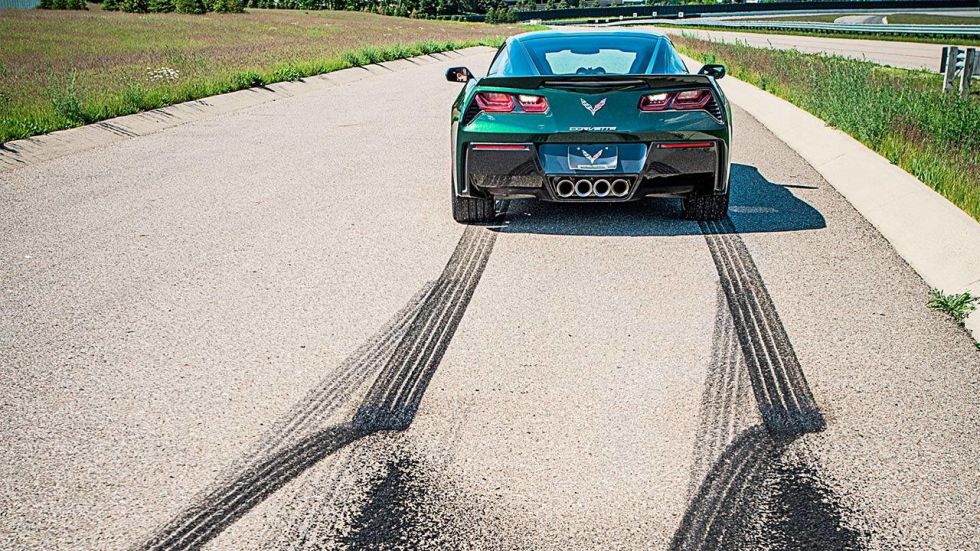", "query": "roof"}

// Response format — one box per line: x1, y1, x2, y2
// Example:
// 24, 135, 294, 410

508, 28, 671, 44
